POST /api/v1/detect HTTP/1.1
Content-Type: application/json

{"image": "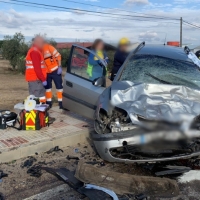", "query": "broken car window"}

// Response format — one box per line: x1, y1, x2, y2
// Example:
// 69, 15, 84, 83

120, 55, 200, 90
